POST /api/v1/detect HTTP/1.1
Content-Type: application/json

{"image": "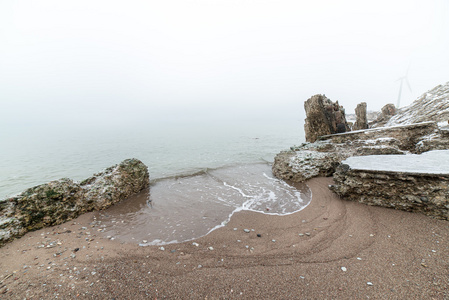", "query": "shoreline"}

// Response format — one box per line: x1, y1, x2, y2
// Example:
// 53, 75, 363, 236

1, 177, 448, 298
